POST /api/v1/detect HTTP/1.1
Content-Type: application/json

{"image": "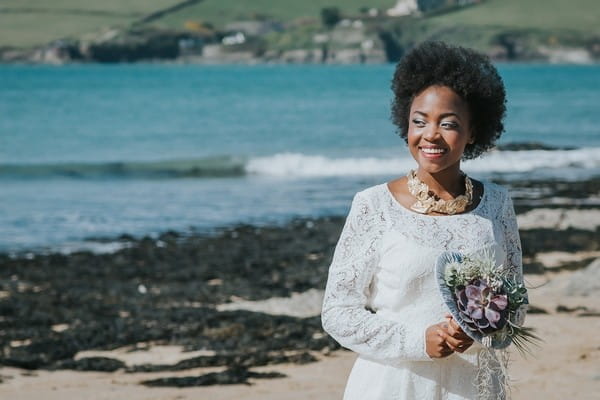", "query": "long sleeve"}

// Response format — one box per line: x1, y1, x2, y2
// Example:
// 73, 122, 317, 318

500, 189, 528, 326
321, 191, 431, 361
